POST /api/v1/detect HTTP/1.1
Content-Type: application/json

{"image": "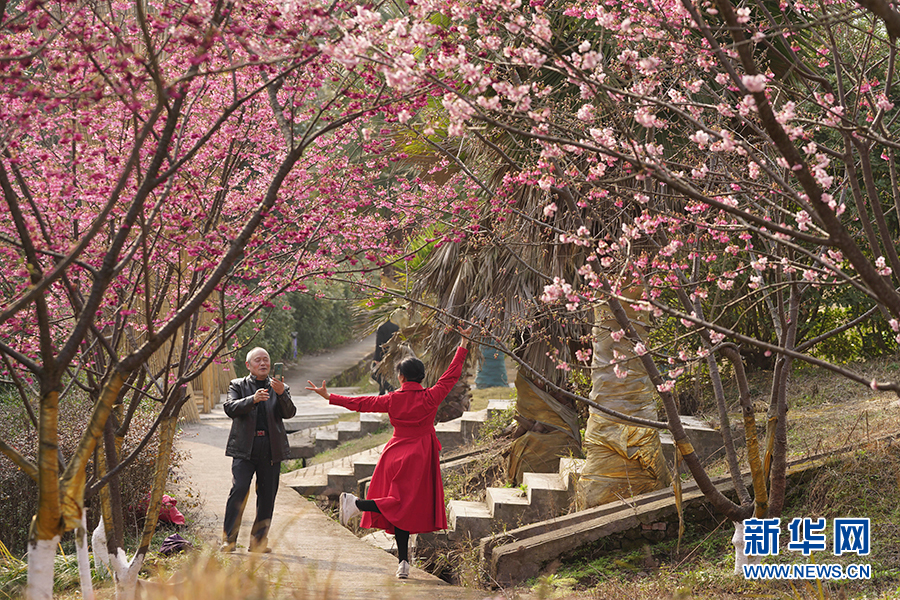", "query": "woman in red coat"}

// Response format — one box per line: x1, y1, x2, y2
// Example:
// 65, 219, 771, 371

306, 326, 471, 579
